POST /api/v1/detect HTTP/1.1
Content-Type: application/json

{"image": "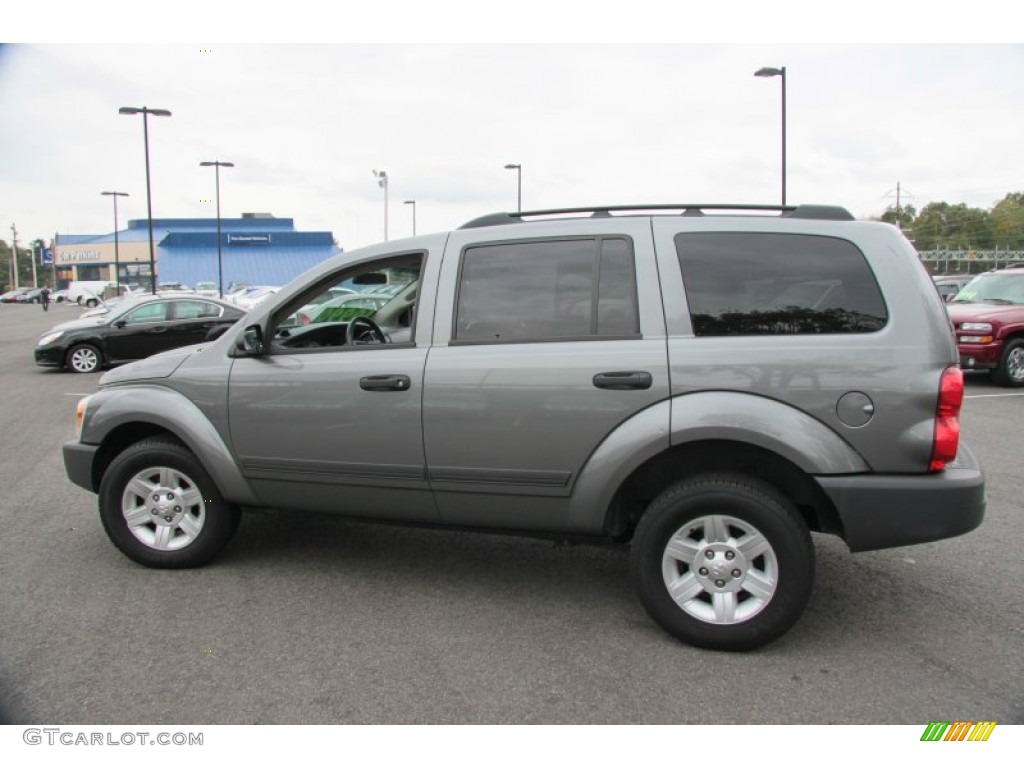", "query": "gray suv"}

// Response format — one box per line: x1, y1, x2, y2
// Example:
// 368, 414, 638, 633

64, 204, 985, 651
